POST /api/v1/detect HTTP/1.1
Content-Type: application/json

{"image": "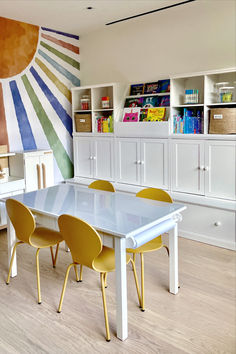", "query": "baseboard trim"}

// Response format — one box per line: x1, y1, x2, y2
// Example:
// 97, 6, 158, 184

179, 230, 236, 250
